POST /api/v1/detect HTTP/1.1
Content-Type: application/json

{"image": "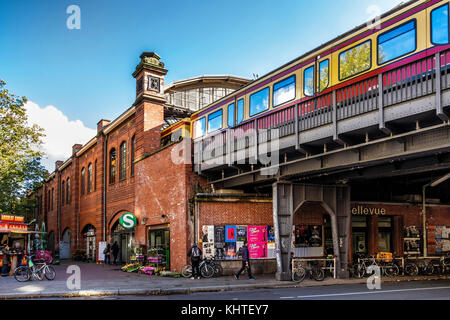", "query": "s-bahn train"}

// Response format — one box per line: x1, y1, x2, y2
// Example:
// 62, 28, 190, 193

161, 0, 450, 145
